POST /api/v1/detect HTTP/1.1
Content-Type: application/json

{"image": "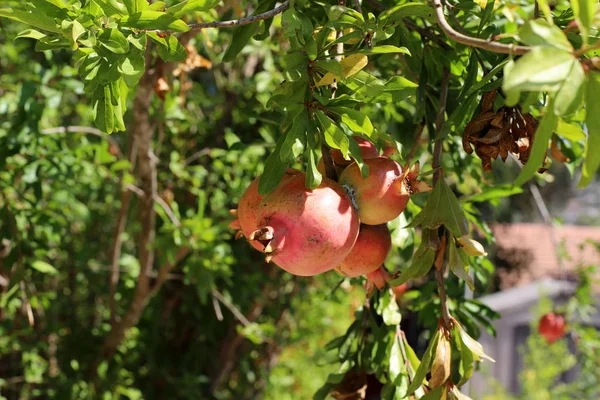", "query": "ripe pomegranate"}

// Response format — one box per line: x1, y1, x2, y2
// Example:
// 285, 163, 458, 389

233, 169, 302, 250
335, 224, 391, 277
366, 266, 390, 290
538, 312, 566, 344
235, 170, 360, 276
331, 136, 379, 166
338, 158, 430, 225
